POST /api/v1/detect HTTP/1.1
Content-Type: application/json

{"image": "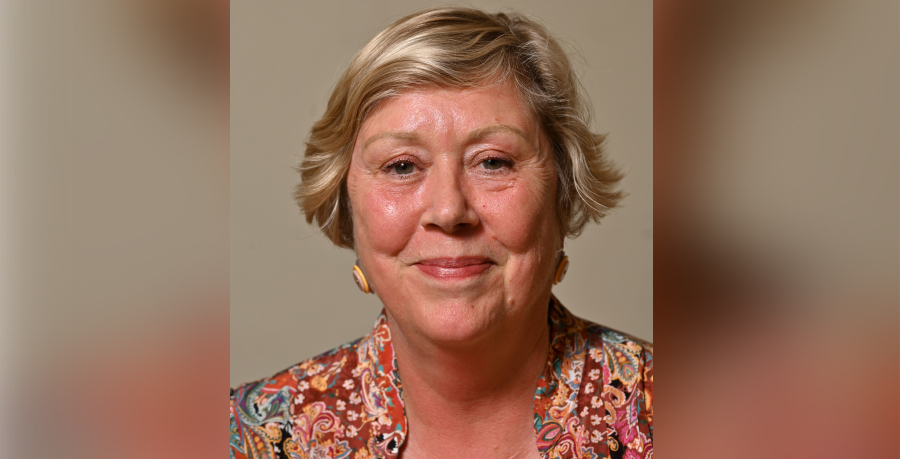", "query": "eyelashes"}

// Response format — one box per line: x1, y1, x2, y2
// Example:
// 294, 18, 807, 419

380, 154, 514, 179
478, 156, 512, 171
382, 158, 421, 177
